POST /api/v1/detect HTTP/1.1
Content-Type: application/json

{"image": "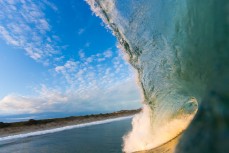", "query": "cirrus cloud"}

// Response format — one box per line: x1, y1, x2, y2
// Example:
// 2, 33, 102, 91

0, 0, 61, 64
0, 79, 141, 115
